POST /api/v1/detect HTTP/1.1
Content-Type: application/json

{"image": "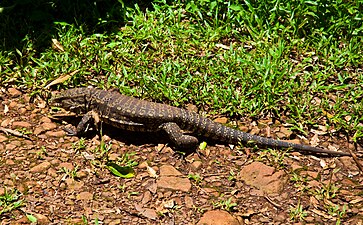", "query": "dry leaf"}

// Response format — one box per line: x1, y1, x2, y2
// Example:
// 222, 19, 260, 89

215, 43, 230, 50
163, 199, 175, 209
319, 159, 327, 168
310, 133, 319, 146
51, 39, 65, 52
147, 165, 158, 178
3, 104, 8, 114
45, 70, 79, 89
